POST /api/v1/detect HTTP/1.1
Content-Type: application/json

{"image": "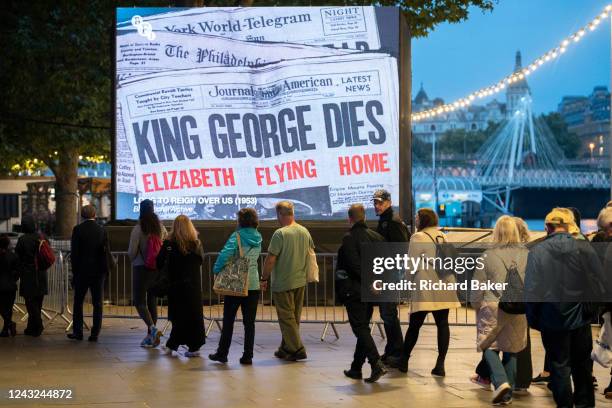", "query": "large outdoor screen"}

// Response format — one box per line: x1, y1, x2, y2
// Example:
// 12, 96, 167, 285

114, 7, 399, 220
